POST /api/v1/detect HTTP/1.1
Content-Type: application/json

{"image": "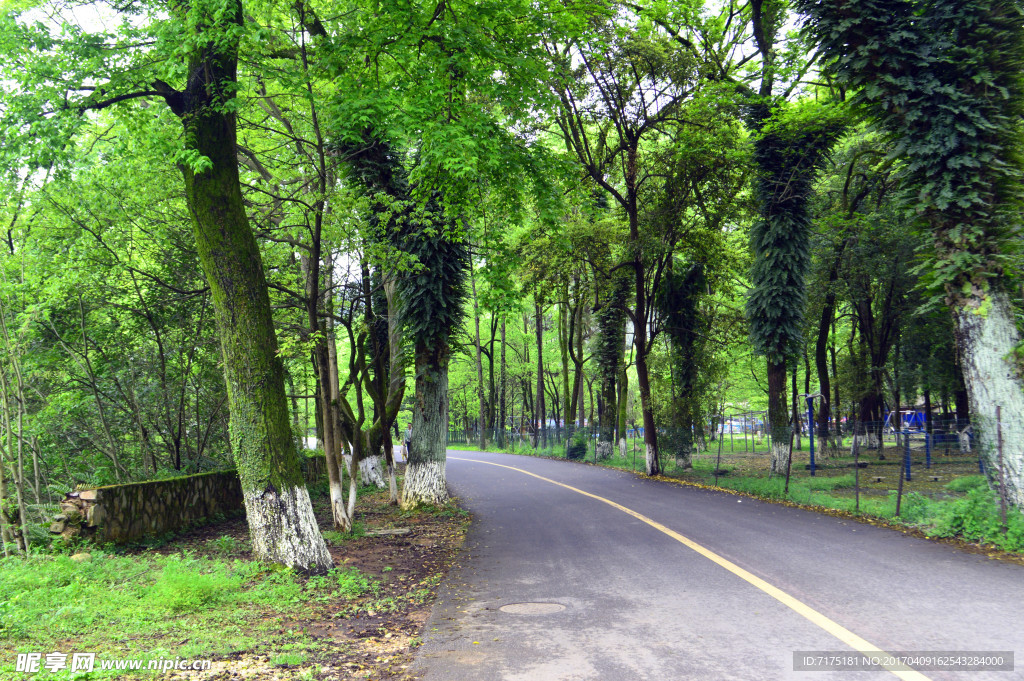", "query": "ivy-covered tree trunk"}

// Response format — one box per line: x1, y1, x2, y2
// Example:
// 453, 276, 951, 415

655, 263, 706, 471
745, 108, 844, 476
172, 0, 331, 573
798, 0, 1024, 509
334, 132, 464, 509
